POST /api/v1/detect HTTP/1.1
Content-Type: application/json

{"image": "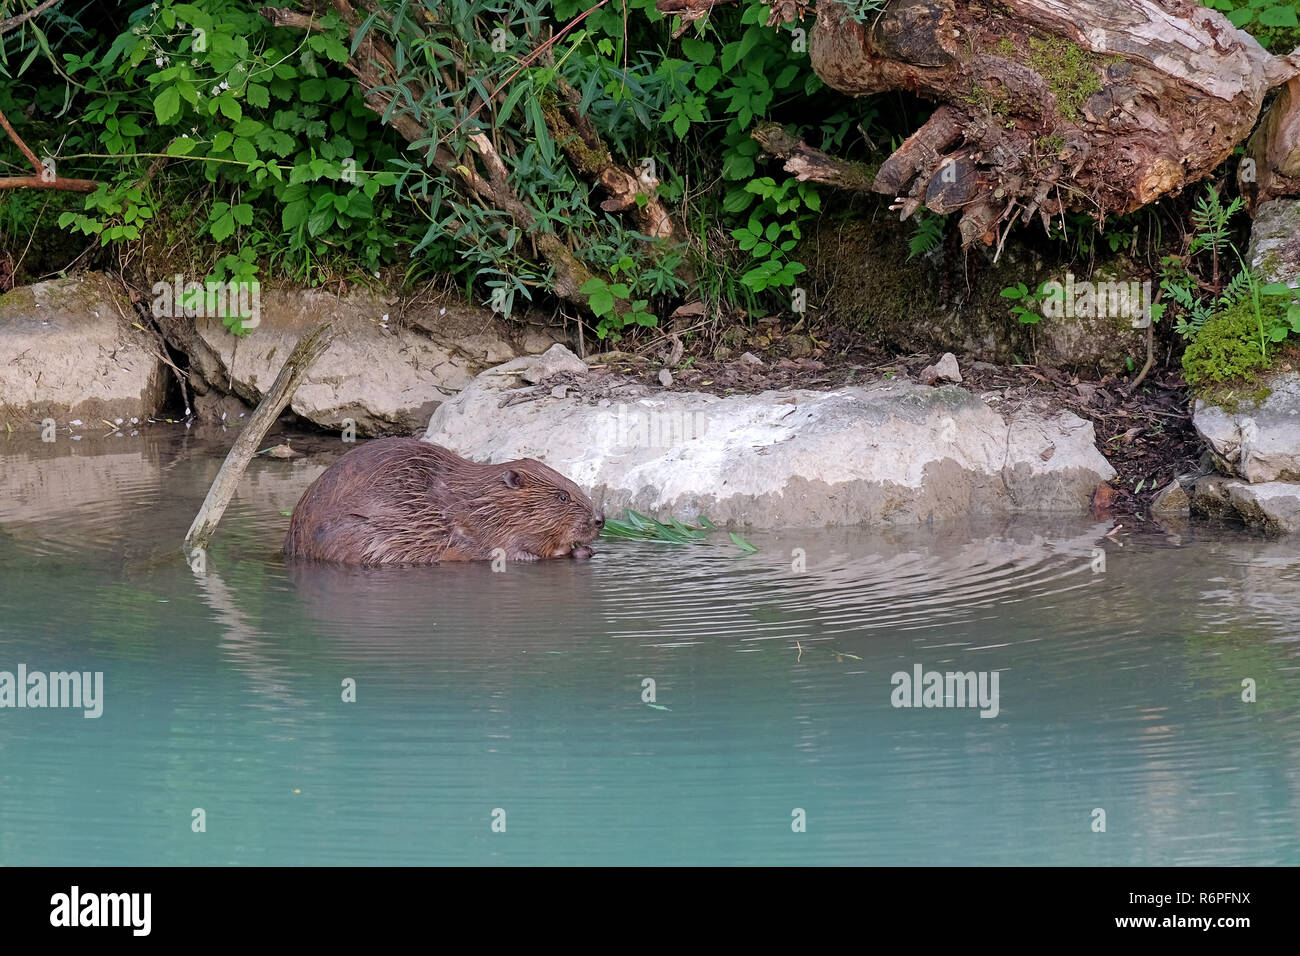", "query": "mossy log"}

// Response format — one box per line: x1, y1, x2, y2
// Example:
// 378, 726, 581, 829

808, 0, 1300, 249
657, 0, 1300, 249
